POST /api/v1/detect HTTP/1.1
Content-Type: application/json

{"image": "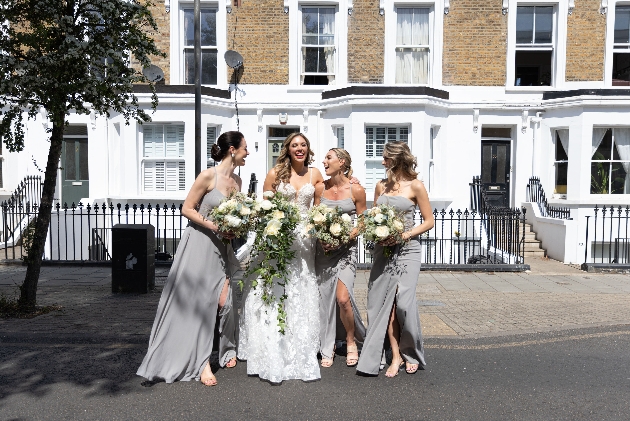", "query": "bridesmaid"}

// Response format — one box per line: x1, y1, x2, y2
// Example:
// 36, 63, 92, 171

314, 148, 367, 368
137, 131, 248, 386
356, 141, 434, 377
